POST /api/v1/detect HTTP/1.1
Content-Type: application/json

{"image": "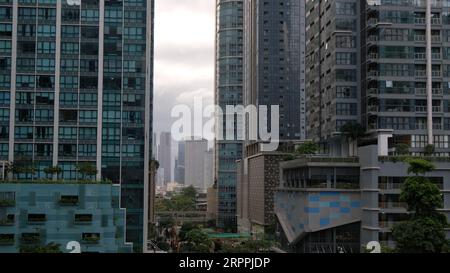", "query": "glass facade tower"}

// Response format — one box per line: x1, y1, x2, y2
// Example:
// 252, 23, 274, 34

215, 0, 244, 231
0, 0, 154, 252
244, 0, 306, 140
